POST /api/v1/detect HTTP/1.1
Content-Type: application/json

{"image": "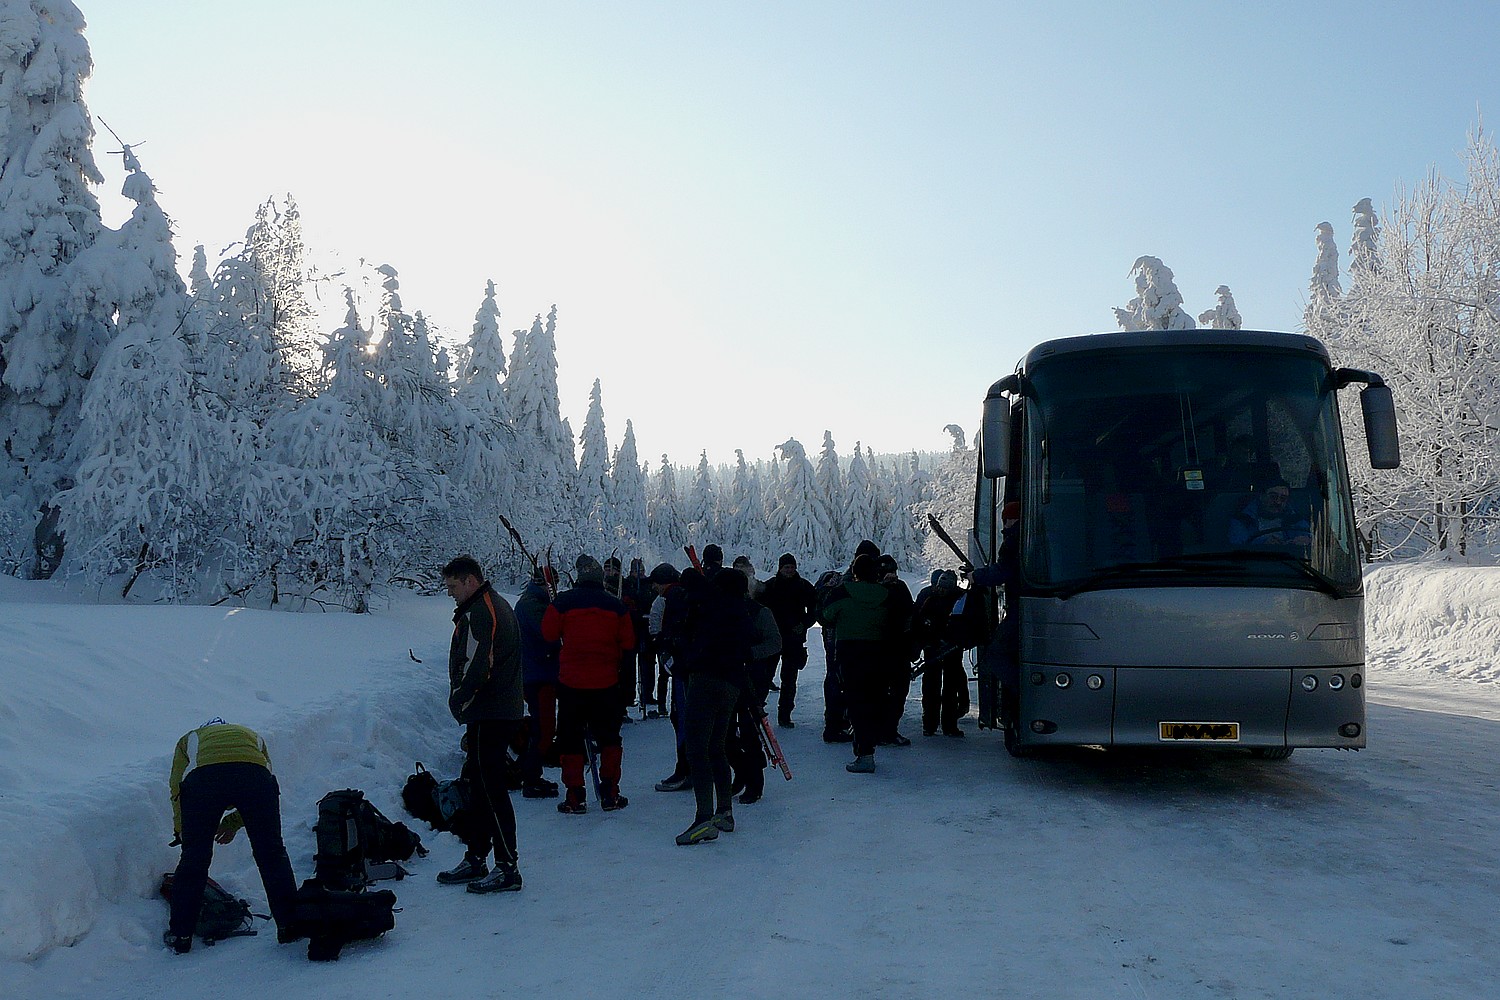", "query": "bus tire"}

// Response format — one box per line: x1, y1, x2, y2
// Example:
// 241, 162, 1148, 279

1003, 723, 1034, 758
1250, 747, 1294, 760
